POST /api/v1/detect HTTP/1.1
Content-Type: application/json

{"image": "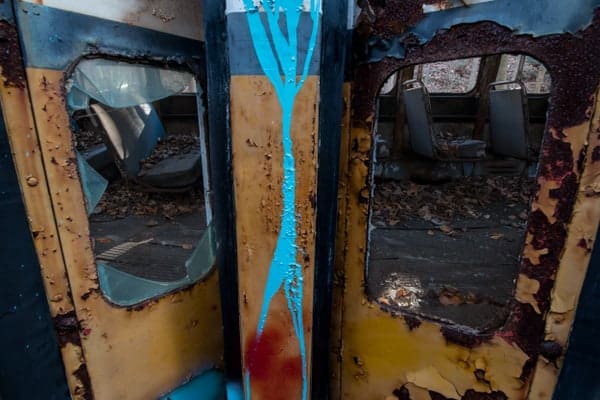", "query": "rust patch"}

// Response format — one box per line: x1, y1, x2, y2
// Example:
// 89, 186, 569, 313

393, 386, 412, 400
350, 2, 600, 373
440, 325, 492, 348
462, 390, 508, 400
353, 13, 600, 128
577, 238, 592, 254
428, 389, 509, 400
53, 310, 82, 347
592, 146, 600, 162
539, 340, 563, 363
355, 0, 424, 41
403, 315, 422, 331
0, 20, 26, 88
429, 391, 450, 400
73, 364, 94, 400
549, 172, 578, 222
539, 133, 575, 181
392, 383, 508, 399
